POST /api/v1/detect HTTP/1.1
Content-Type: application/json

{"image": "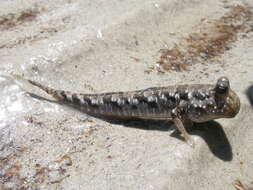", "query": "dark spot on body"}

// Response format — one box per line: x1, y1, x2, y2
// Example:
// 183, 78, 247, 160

189, 106, 205, 116
165, 96, 177, 108
111, 101, 122, 109
194, 92, 206, 100
148, 101, 158, 108
125, 99, 130, 105
179, 92, 189, 100
92, 104, 99, 108
131, 105, 138, 110
100, 96, 110, 104
83, 97, 91, 105
72, 94, 80, 104
60, 91, 67, 100
139, 97, 148, 104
